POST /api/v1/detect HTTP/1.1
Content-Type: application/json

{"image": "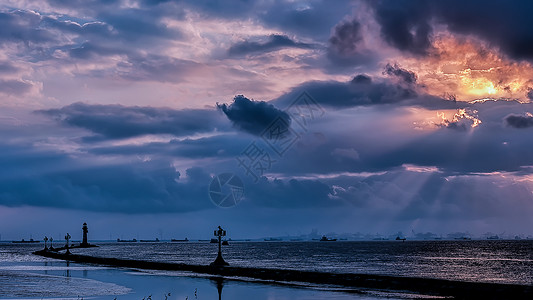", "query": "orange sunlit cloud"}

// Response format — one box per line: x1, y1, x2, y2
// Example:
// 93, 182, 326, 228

399, 34, 533, 102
